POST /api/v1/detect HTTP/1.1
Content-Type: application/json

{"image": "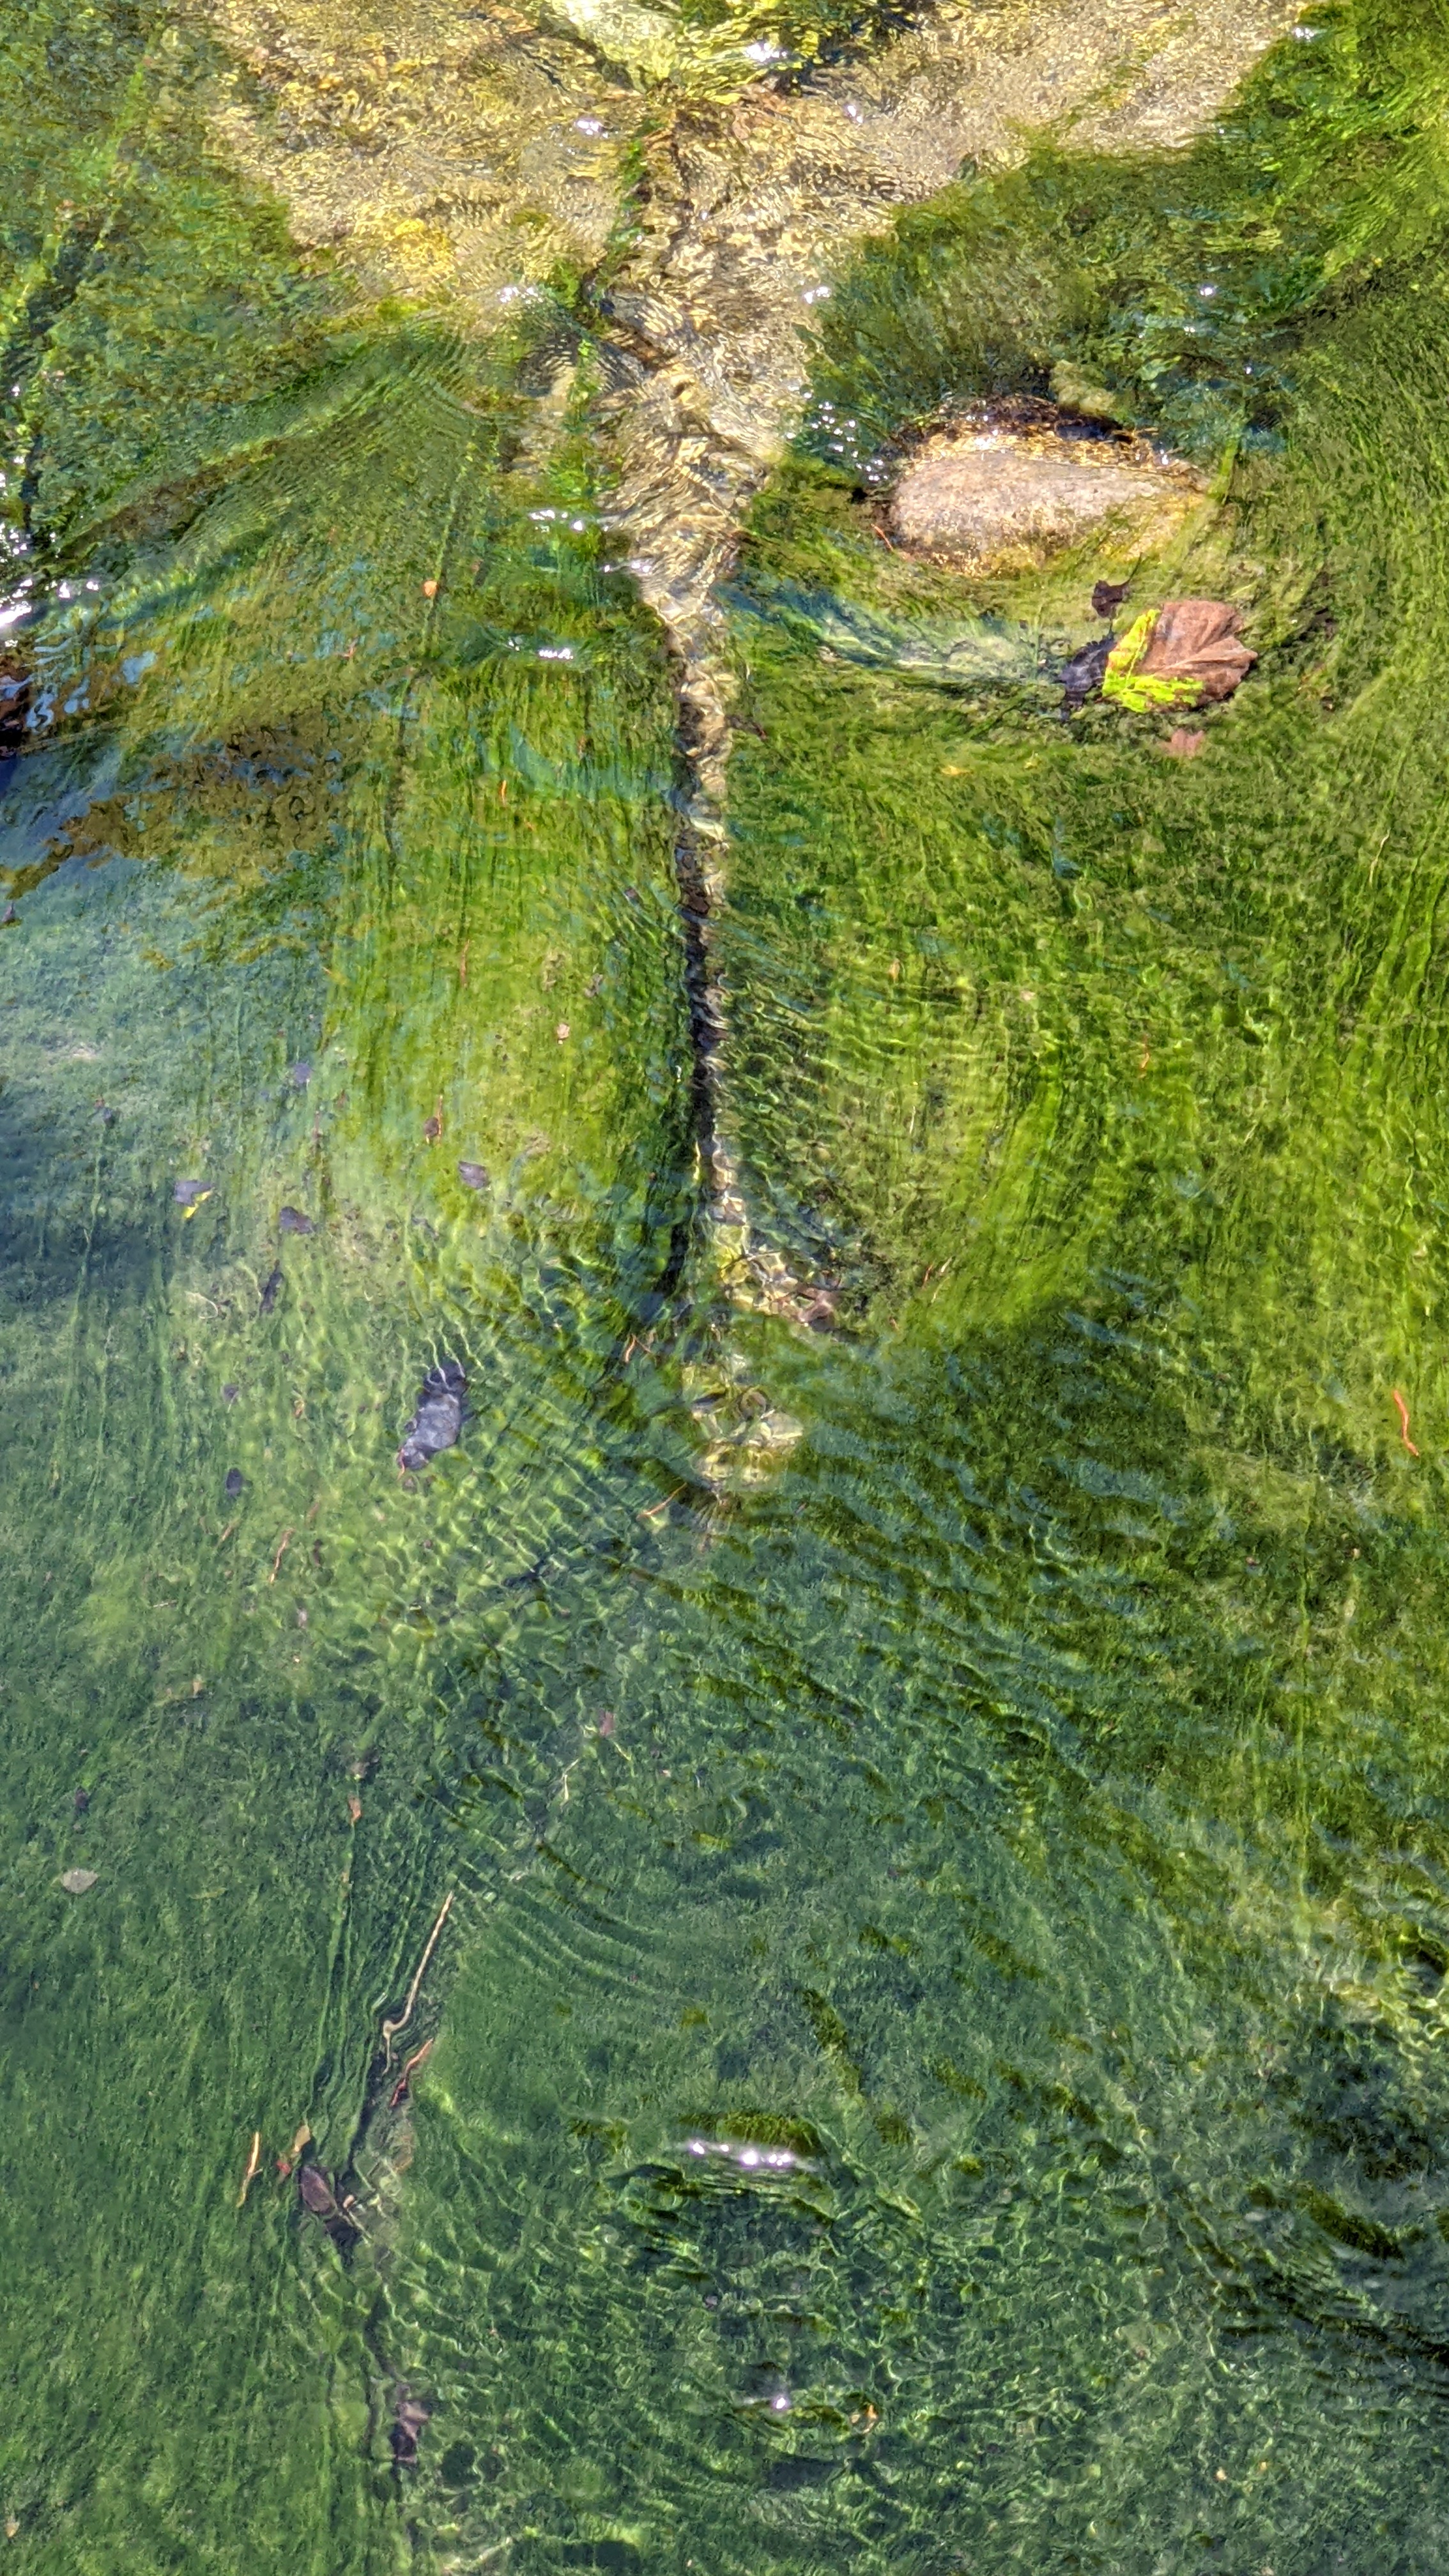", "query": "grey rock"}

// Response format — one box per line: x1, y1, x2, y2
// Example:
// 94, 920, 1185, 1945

398, 1360, 467, 1473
